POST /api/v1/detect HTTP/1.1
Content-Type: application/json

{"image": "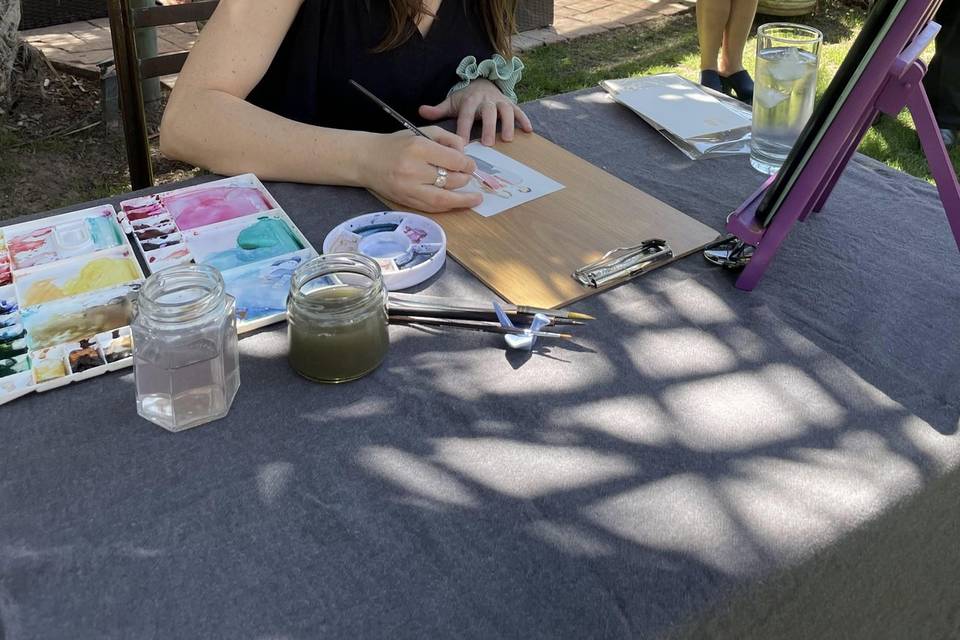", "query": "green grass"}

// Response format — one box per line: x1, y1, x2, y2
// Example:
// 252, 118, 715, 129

516, 1, 960, 183
0, 129, 133, 221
